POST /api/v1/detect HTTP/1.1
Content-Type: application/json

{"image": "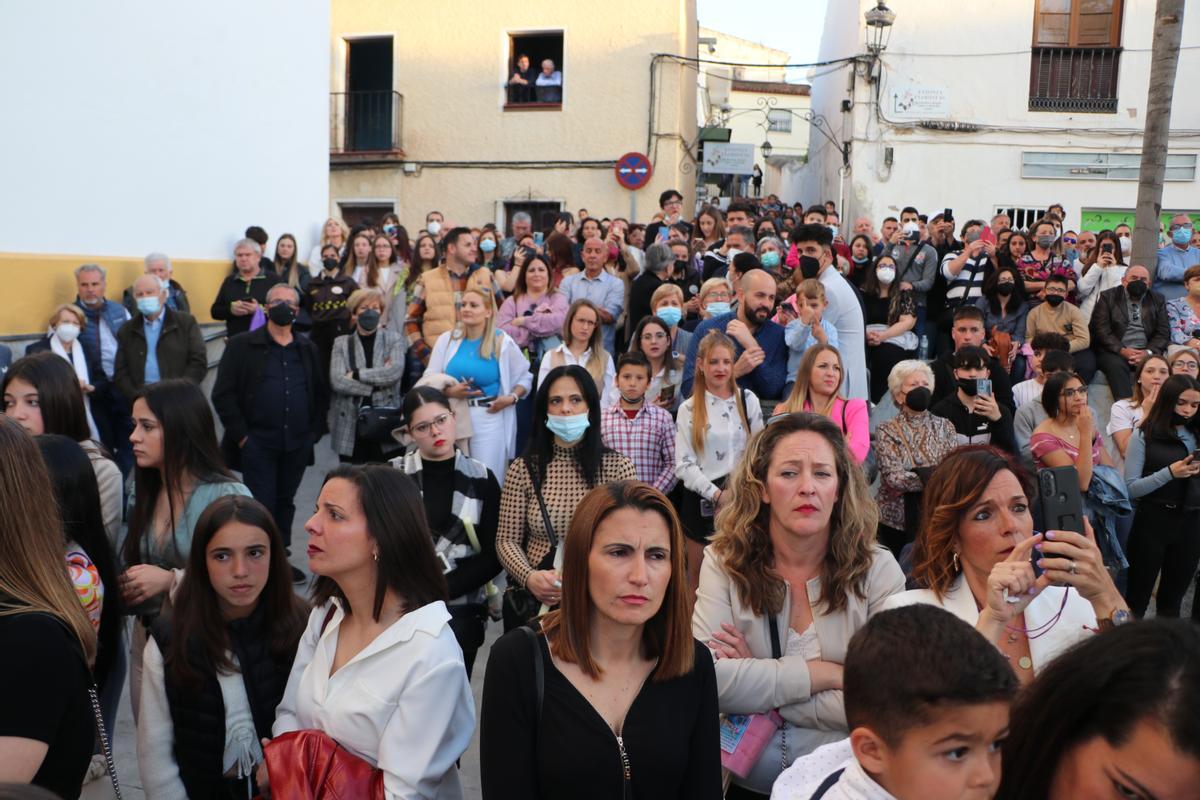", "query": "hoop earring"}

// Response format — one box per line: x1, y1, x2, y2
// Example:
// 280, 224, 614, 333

952, 551, 960, 572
